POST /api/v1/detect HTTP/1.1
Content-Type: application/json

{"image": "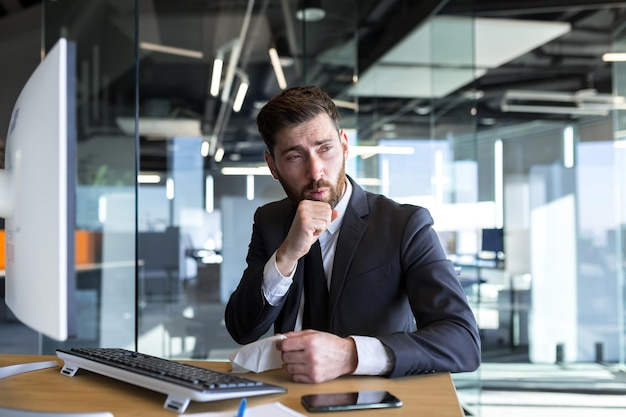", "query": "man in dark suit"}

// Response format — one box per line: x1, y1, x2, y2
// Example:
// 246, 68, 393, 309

225, 86, 480, 383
